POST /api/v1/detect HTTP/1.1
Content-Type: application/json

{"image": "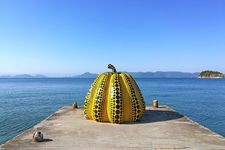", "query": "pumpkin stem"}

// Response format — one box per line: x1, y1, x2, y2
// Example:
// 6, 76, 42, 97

108, 64, 117, 73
